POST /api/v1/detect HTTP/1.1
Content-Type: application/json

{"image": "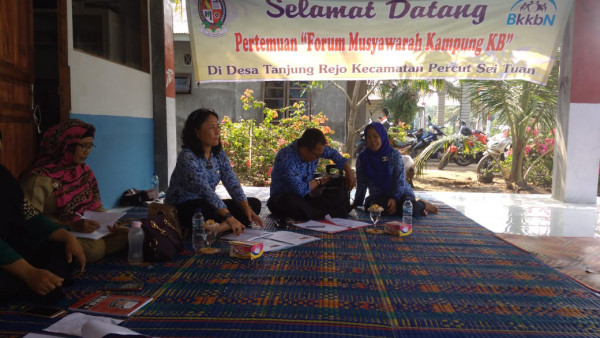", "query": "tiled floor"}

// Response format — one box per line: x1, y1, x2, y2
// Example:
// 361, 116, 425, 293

218, 186, 600, 238
419, 191, 600, 238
